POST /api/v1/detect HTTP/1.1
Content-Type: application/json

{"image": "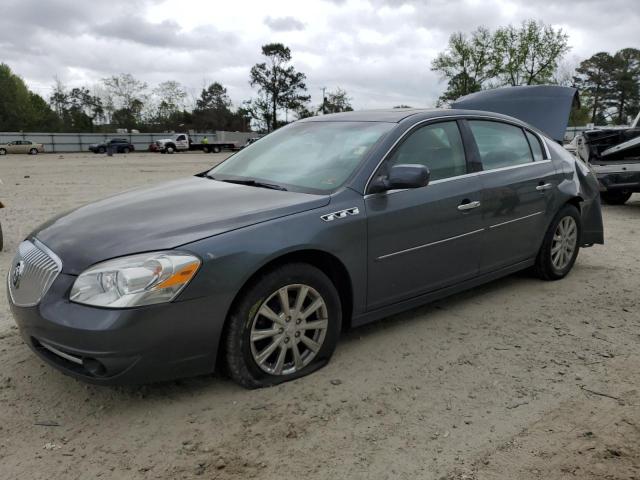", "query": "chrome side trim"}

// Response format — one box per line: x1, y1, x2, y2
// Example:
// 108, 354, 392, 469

364, 114, 551, 194
364, 160, 552, 200
40, 342, 83, 365
377, 228, 484, 261
488, 211, 544, 229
